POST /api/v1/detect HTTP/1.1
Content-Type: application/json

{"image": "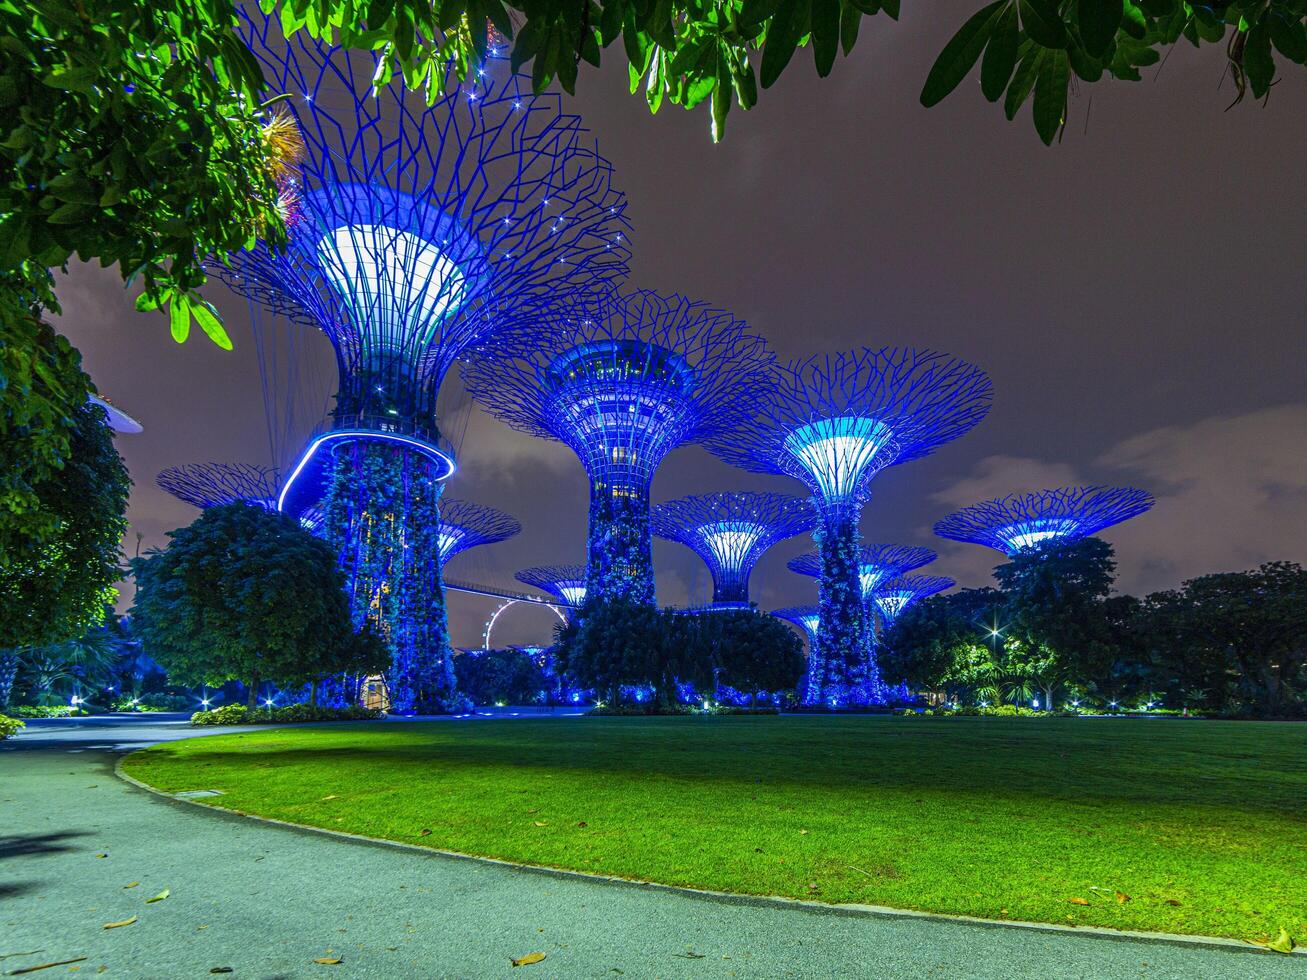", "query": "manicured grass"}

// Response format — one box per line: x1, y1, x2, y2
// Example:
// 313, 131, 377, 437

122, 716, 1307, 942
